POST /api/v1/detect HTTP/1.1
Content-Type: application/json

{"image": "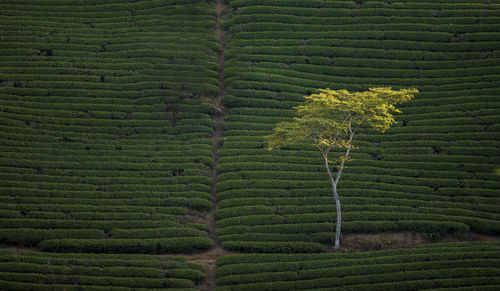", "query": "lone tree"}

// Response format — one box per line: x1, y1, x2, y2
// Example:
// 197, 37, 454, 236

266, 87, 418, 249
